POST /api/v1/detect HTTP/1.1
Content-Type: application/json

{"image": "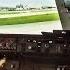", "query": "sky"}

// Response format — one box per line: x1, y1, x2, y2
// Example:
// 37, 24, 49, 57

0, 0, 57, 8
